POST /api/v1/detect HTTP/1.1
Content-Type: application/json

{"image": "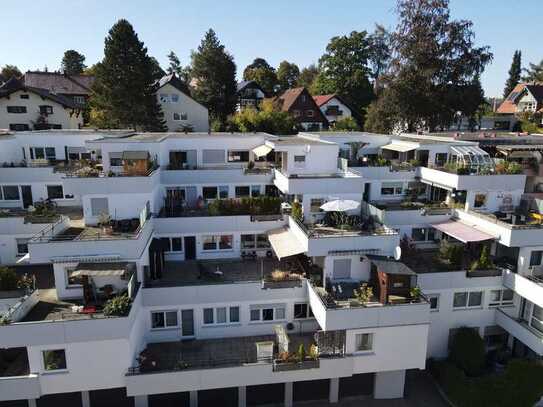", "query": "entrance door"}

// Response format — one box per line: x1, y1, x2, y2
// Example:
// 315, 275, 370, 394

21, 185, 33, 208
181, 309, 194, 337
184, 236, 196, 260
